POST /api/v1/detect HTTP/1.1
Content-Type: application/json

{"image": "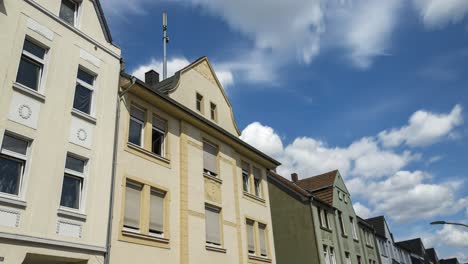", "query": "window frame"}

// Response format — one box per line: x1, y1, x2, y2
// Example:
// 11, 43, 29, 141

73, 67, 97, 116
0, 133, 31, 199
151, 115, 167, 158
242, 161, 251, 193
246, 218, 270, 259
338, 211, 347, 236
205, 203, 223, 248
323, 245, 330, 264
59, 0, 80, 27
330, 247, 337, 264
128, 105, 146, 148
196, 92, 204, 113
350, 217, 358, 240
16, 38, 48, 93
59, 153, 88, 212
202, 140, 219, 177
148, 188, 166, 238
210, 102, 217, 122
